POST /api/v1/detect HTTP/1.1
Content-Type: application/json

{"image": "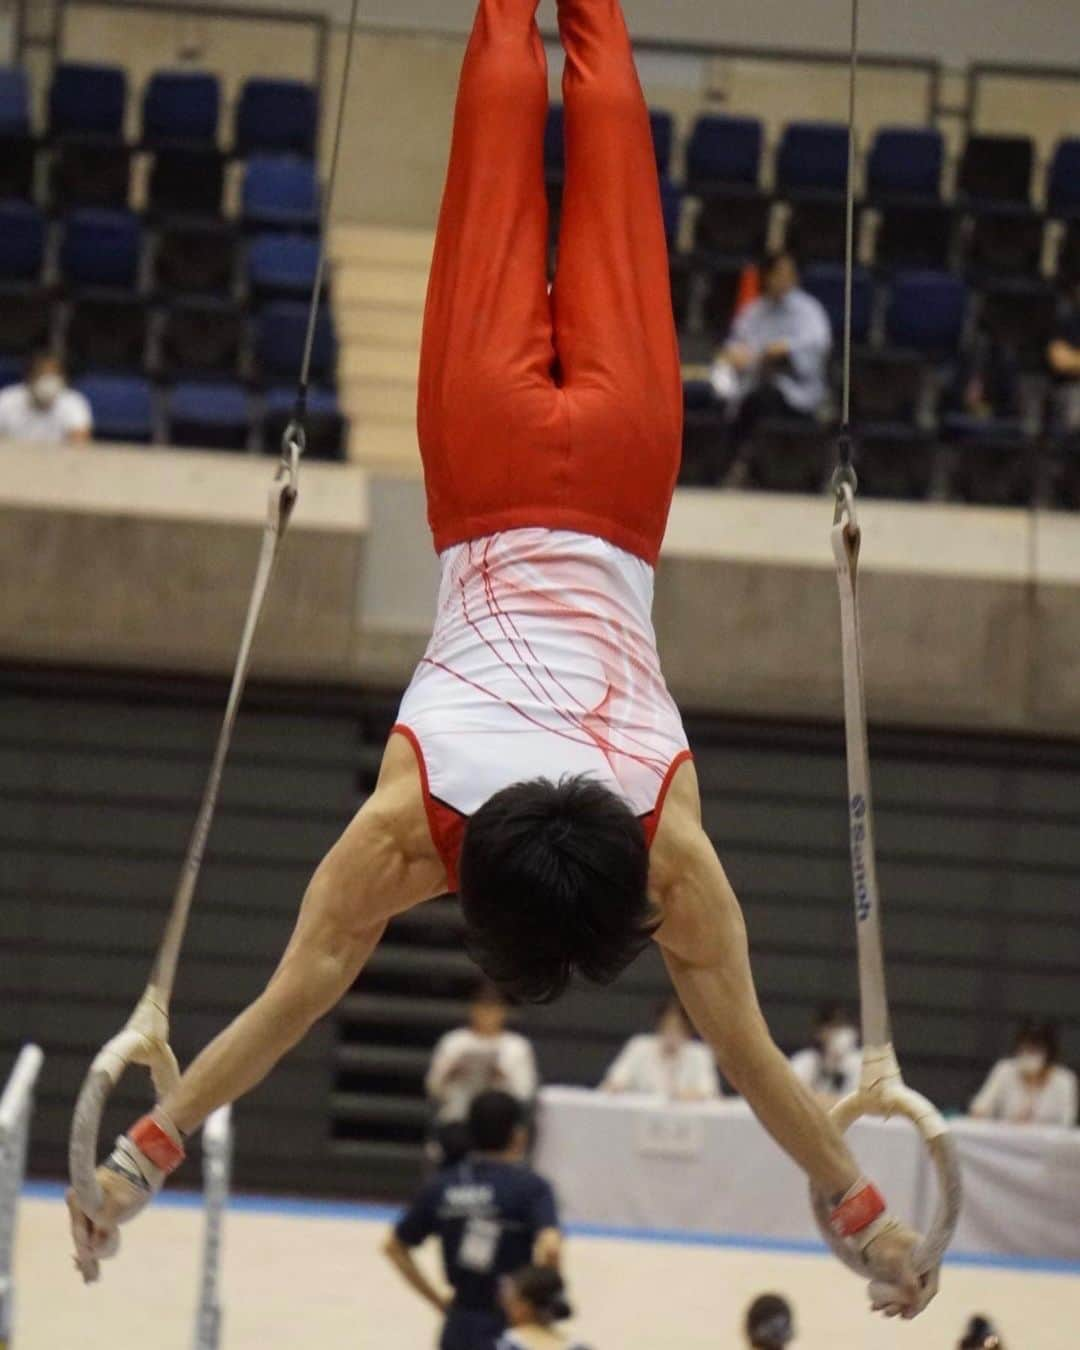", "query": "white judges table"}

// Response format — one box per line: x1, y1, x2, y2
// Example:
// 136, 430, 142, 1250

534, 1087, 1080, 1263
